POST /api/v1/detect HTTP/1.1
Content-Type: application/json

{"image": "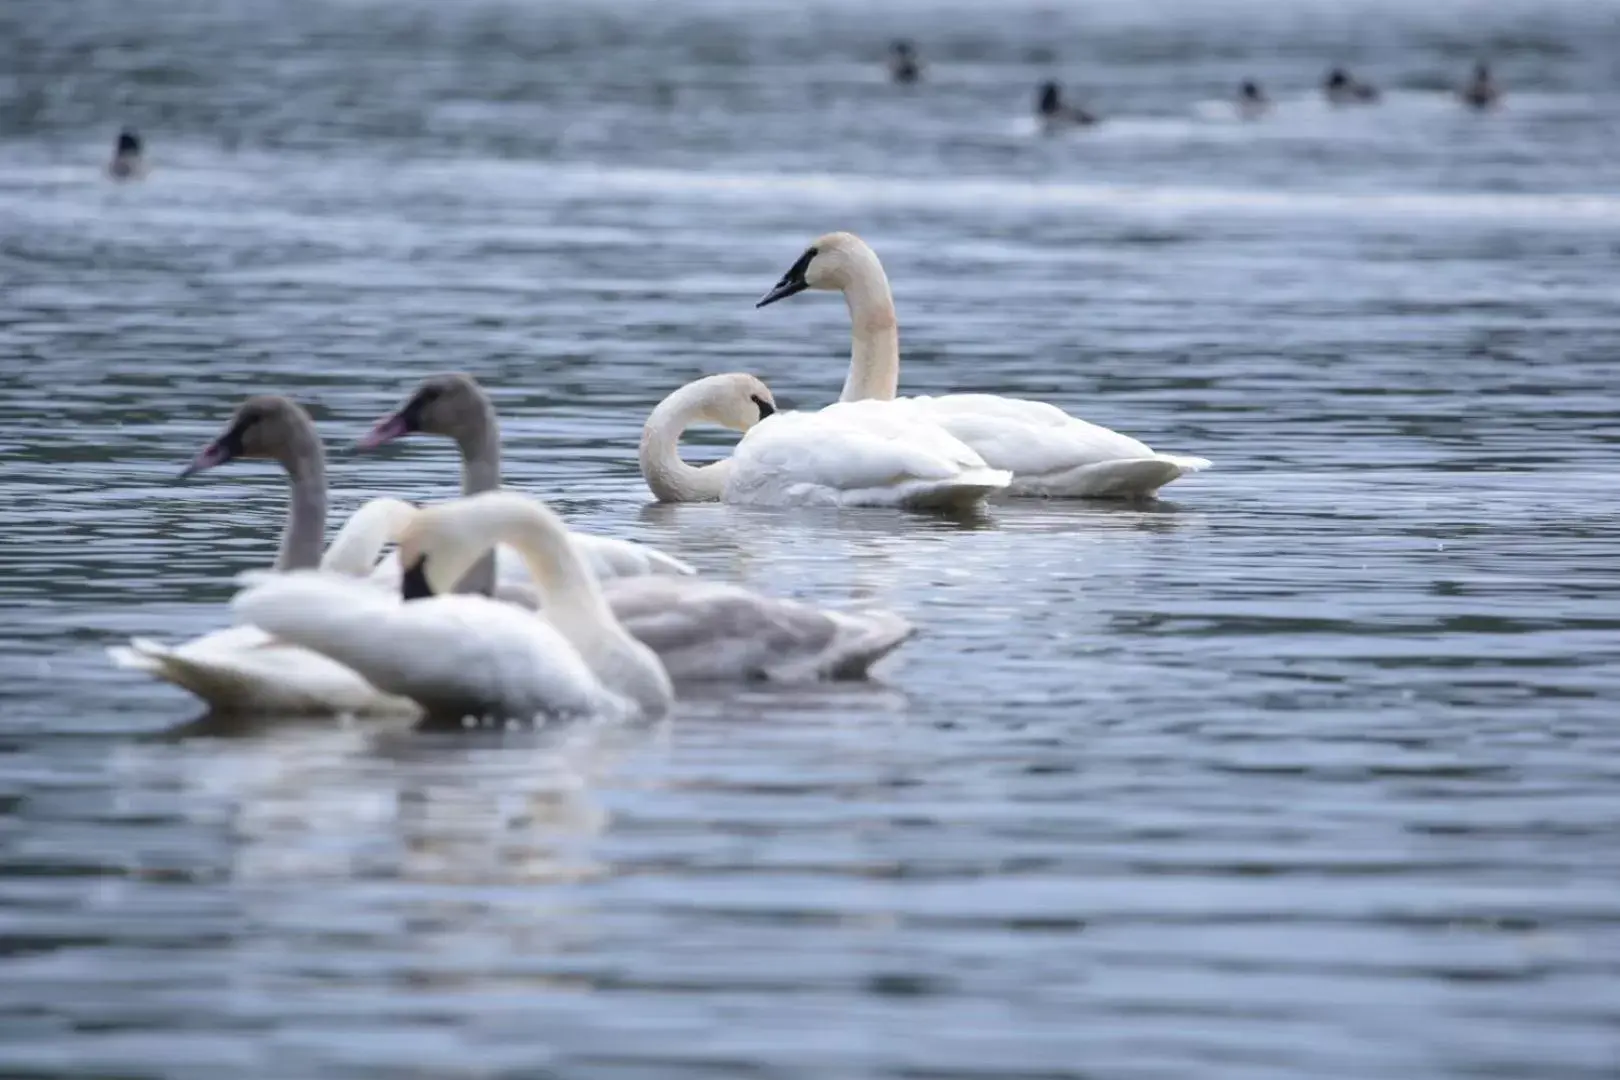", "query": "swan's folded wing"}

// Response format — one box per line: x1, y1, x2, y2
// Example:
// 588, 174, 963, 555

572, 534, 696, 580
234, 572, 604, 720
604, 577, 914, 682
917, 394, 1164, 472
734, 408, 988, 493
367, 538, 690, 596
